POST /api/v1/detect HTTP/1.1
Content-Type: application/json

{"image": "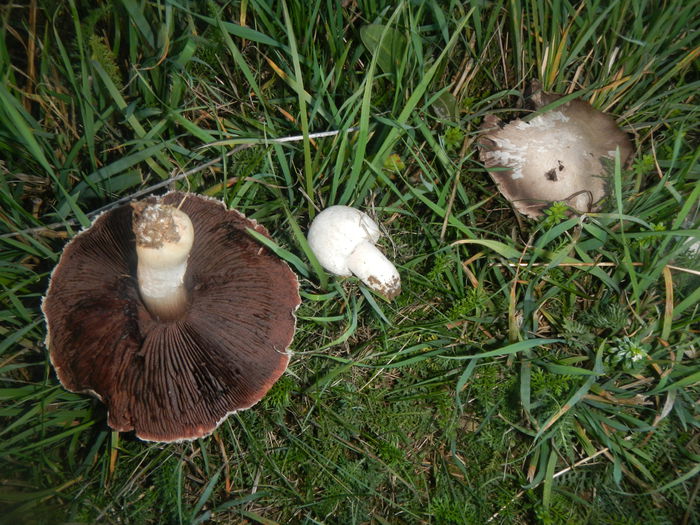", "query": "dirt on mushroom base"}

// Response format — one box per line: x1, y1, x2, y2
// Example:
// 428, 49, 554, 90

366, 273, 401, 300
131, 200, 186, 249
